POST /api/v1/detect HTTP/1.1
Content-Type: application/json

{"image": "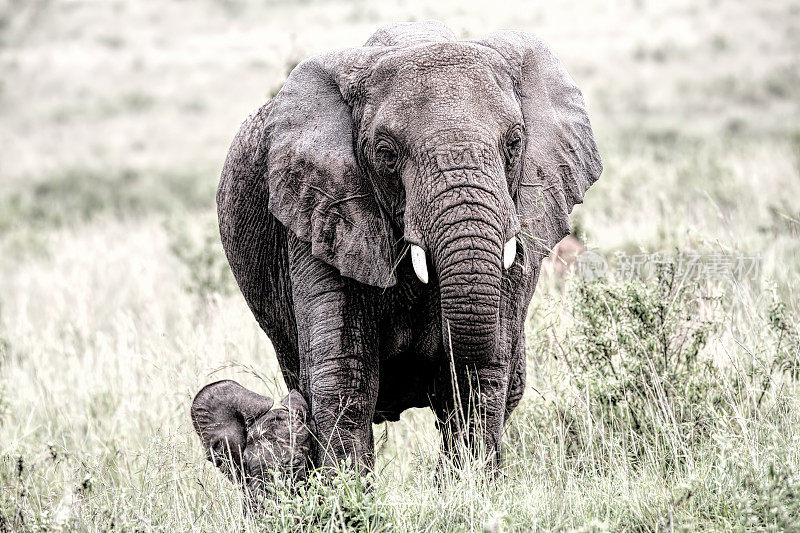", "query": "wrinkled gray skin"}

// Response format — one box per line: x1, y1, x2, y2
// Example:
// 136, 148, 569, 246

201, 21, 601, 487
